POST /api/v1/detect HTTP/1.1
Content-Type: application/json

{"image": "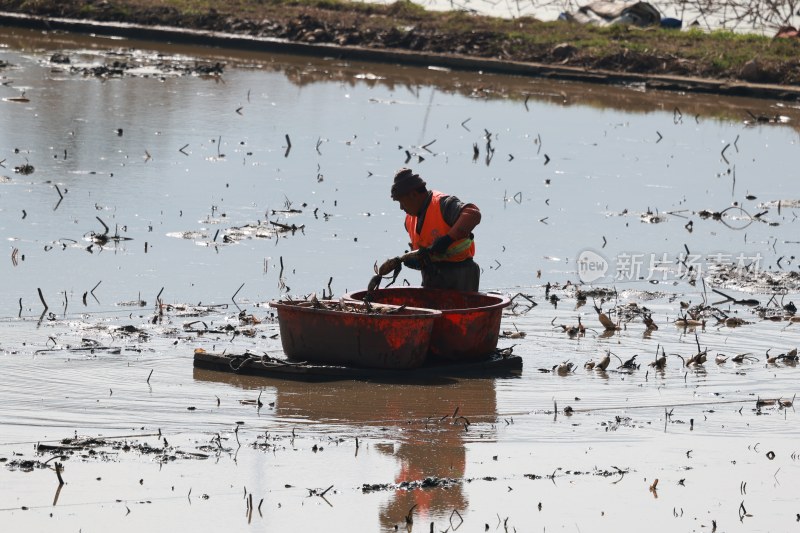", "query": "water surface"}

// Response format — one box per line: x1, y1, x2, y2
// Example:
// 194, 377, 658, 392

1, 27, 799, 533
